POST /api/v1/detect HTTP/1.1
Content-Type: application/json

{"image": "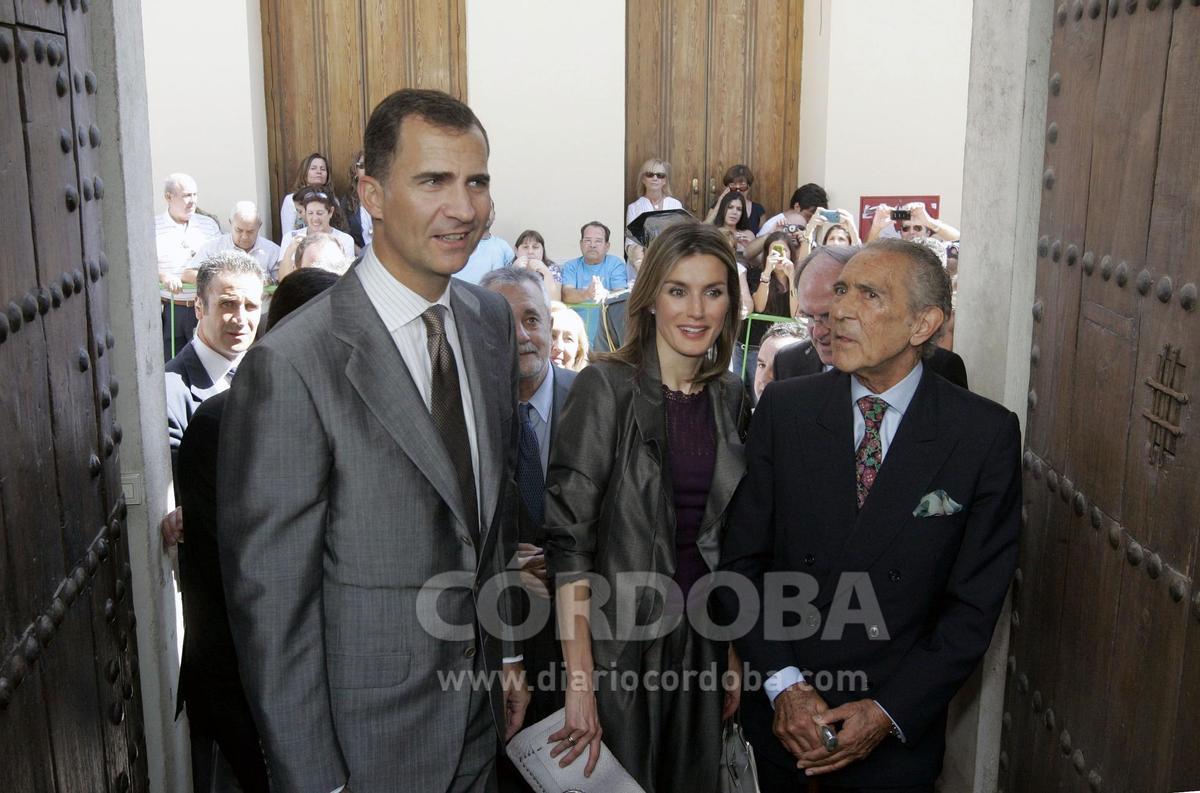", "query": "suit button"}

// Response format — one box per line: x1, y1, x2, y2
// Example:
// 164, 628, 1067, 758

803, 554, 815, 567
459, 534, 473, 545
889, 569, 901, 582
868, 625, 881, 639
464, 646, 476, 658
